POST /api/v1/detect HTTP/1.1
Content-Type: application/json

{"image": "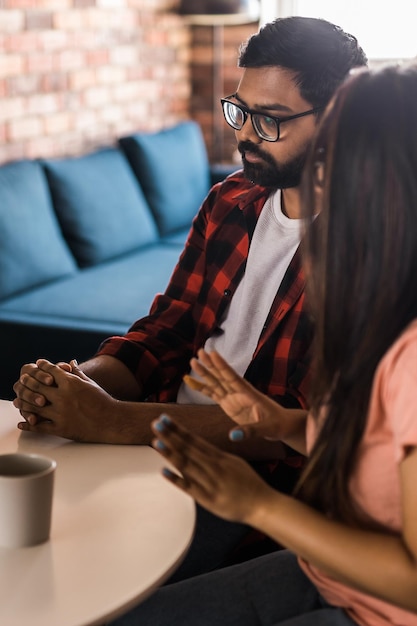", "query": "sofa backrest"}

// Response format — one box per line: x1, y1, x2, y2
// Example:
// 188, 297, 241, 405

0, 160, 77, 301
119, 121, 210, 237
42, 147, 159, 268
0, 121, 210, 302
